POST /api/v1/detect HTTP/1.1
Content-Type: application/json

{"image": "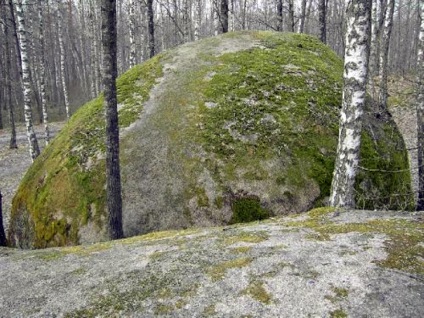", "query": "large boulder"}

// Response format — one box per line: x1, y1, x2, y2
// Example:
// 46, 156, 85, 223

9, 31, 413, 248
